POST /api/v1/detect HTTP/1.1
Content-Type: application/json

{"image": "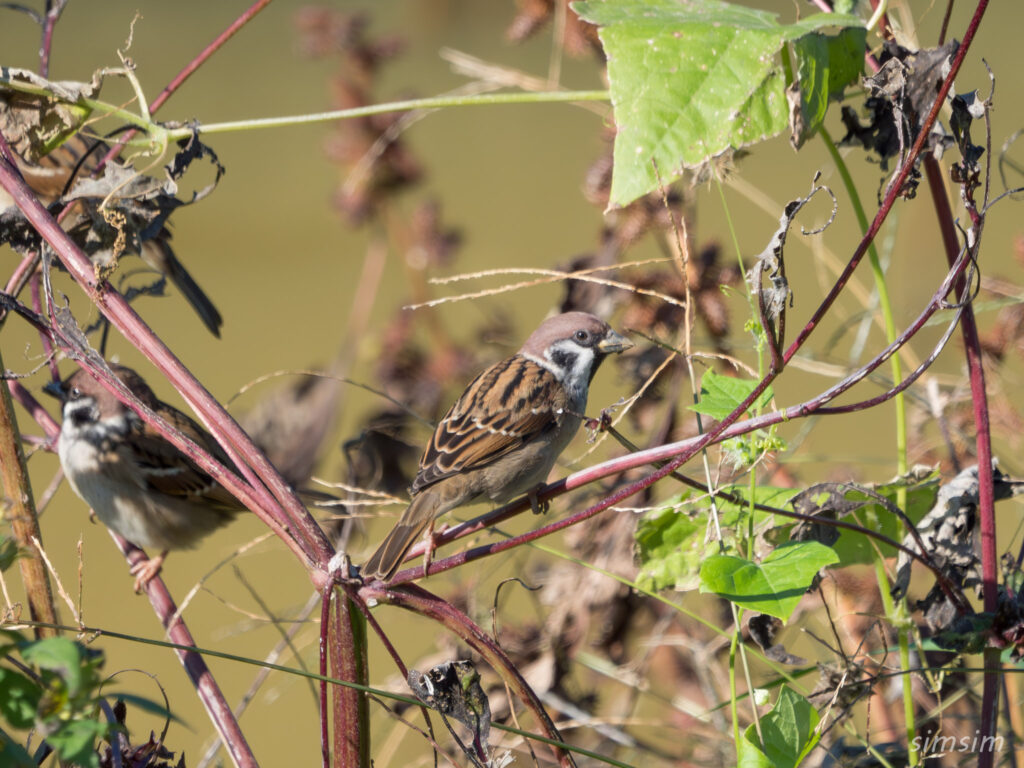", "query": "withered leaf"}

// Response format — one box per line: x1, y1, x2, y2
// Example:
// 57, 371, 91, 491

0, 67, 103, 161
408, 660, 492, 763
